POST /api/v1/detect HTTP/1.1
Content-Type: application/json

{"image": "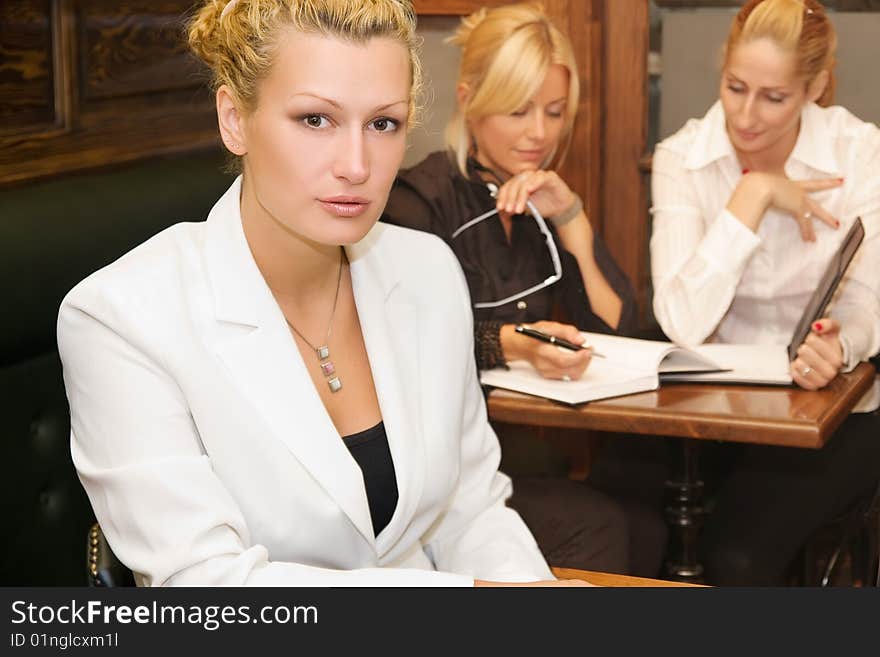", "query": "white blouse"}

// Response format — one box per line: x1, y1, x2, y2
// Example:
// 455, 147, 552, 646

651, 100, 880, 410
